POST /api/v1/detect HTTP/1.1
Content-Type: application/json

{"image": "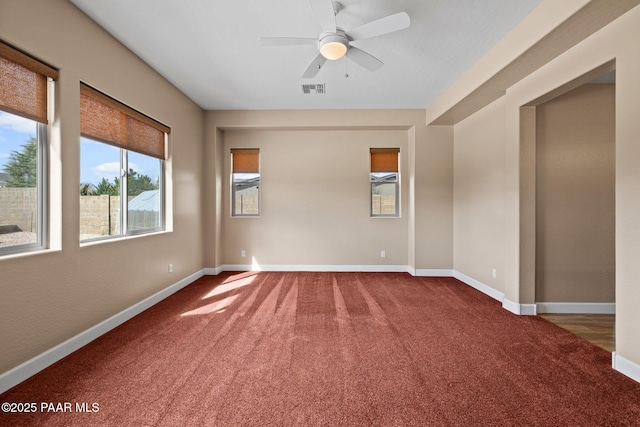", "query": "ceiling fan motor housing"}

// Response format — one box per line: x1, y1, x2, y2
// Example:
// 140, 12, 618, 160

318, 29, 349, 60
